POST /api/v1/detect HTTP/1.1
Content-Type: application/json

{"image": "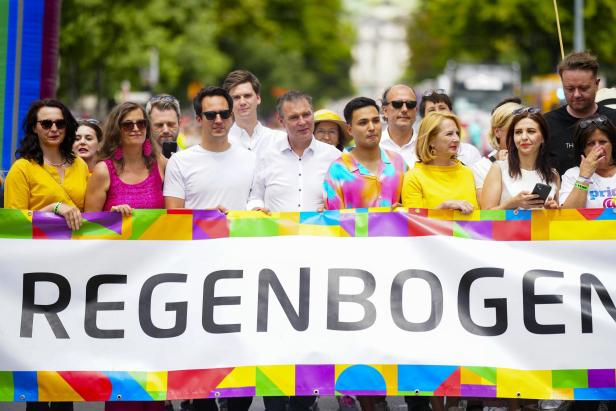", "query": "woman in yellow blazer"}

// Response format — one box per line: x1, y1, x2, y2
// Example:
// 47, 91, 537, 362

402, 112, 478, 214
4, 99, 88, 230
